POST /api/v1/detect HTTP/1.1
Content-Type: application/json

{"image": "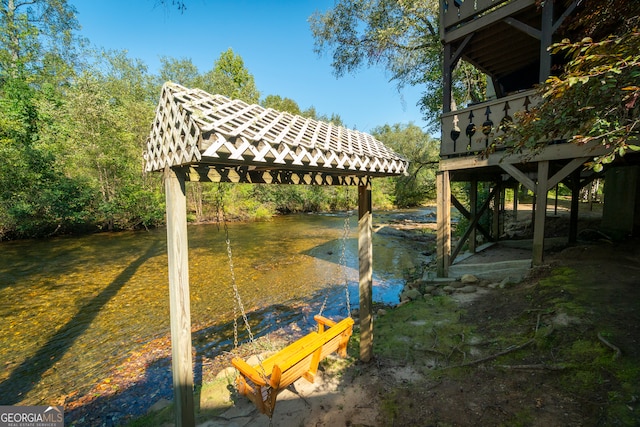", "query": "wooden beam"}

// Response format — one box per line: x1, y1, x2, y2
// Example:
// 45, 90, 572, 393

553, 0, 580, 34
178, 165, 371, 186
532, 161, 549, 265
443, 0, 535, 43
358, 183, 373, 362
164, 167, 195, 427
569, 169, 580, 244
493, 180, 502, 239
503, 17, 541, 40
539, 0, 554, 82
450, 186, 498, 264
443, 43, 453, 113
500, 164, 536, 193
546, 157, 588, 190
469, 178, 478, 253
439, 139, 610, 171
437, 171, 451, 277
451, 194, 494, 242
